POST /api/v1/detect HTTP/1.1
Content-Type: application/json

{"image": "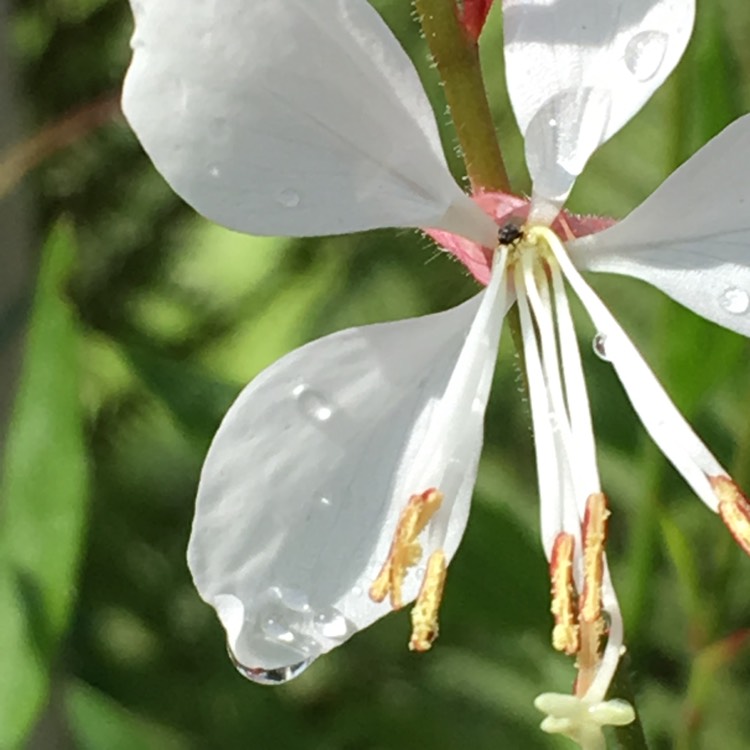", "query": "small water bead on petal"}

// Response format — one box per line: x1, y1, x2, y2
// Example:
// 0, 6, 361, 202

719, 286, 750, 315
314, 609, 352, 640
623, 30, 669, 82
276, 188, 301, 209
208, 164, 220, 179
269, 585, 312, 614
292, 385, 333, 422
261, 616, 295, 643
